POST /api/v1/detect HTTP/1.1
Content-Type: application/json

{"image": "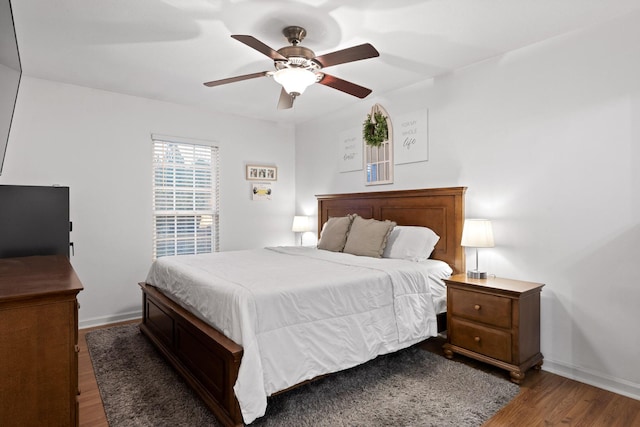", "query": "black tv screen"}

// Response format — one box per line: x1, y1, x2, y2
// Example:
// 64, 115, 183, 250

0, 0, 22, 176
0, 185, 70, 258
